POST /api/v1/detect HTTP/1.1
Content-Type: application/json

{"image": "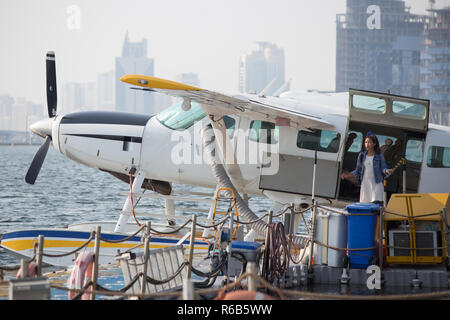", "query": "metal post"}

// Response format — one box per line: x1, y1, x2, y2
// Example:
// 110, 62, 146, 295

441, 207, 449, 268
36, 235, 44, 277
91, 225, 101, 300
141, 221, 151, 296
308, 203, 317, 273
402, 161, 407, 194
165, 199, 176, 225
183, 279, 194, 300
226, 206, 234, 284
312, 151, 317, 203
246, 262, 257, 291
262, 210, 273, 279
378, 207, 384, 273
20, 259, 28, 278
114, 170, 146, 233
186, 214, 197, 280
202, 186, 219, 239
286, 204, 295, 275
308, 151, 318, 274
